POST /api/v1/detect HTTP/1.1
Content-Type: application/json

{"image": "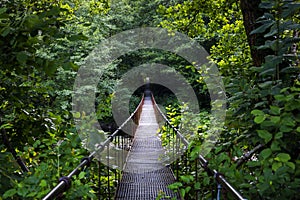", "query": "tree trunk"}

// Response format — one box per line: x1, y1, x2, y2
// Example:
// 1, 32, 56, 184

240, 0, 273, 67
